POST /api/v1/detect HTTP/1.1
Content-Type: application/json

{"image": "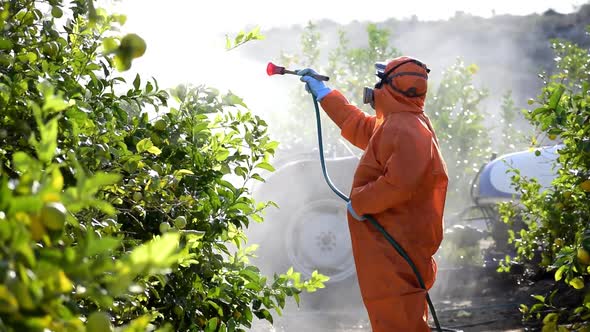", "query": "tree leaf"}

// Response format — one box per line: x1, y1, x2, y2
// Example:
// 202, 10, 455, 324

136, 138, 153, 153
569, 277, 585, 290
147, 146, 161, 155
555, 265, 567, 281
205, 317, 218, 332
548, 85, 565, 110
133, 73, 140, 90
86, 235, 121, 257
83, 172, 122, 195
129, 233, 180, 270
37, 117, 59, 164
215, 148, 230, 161
254, 162, 275, 172
102, 37, 118, 53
